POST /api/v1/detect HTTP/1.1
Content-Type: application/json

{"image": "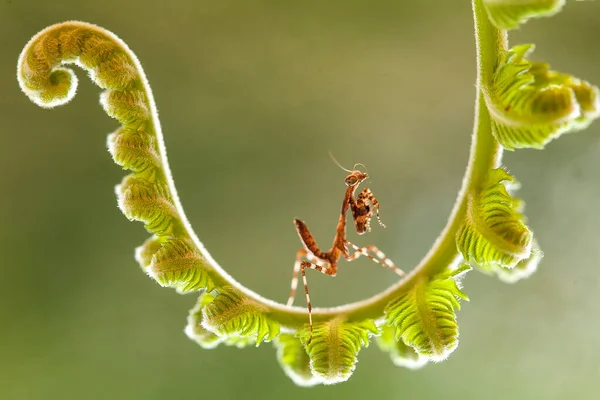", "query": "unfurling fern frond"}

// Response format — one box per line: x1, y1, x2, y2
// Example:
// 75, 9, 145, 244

384, 265, 470, 362
484, 44, 599, 150
16, 2, 600, 385
147, 237, 215, 293
482, 0, 565, 30
202, 286, 280, 346
298, 319, 379, 385
457, 168, 532, 269
116, 174, 178, 236
101, 89, 150, 125
108, 127, 161, 178
274, 334, 321, 387
376, 325, 428, 369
